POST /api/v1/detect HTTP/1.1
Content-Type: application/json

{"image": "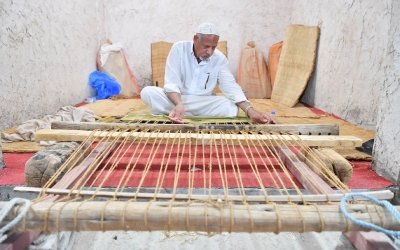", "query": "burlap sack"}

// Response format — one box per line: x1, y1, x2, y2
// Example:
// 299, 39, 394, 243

267, 41, 283, 88
97, 42, 141, 97
238, 41, 271, 98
